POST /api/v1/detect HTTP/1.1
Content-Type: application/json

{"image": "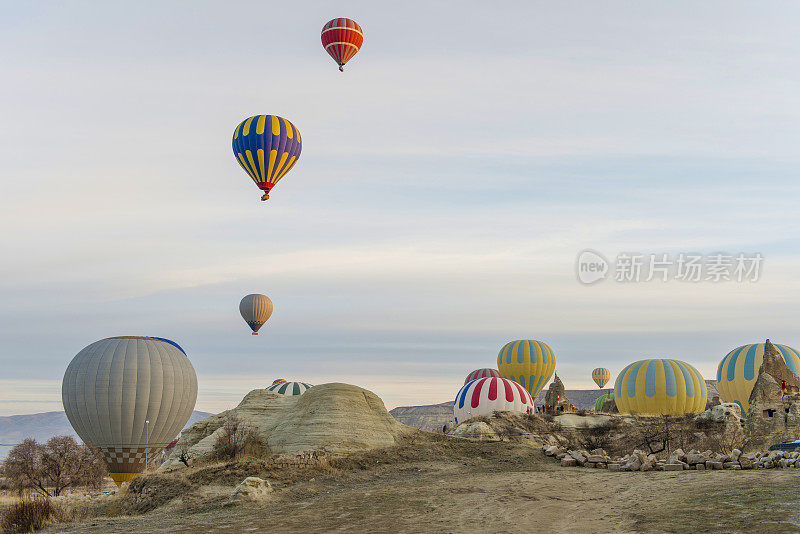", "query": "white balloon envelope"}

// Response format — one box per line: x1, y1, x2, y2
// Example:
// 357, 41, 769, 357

61, 336, 197, 486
